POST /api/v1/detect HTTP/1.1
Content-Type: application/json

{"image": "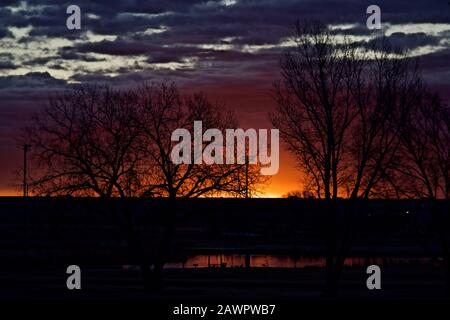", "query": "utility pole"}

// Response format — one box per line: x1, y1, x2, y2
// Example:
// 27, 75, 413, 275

23, 144, 31, 197
245, 155, 249, 199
